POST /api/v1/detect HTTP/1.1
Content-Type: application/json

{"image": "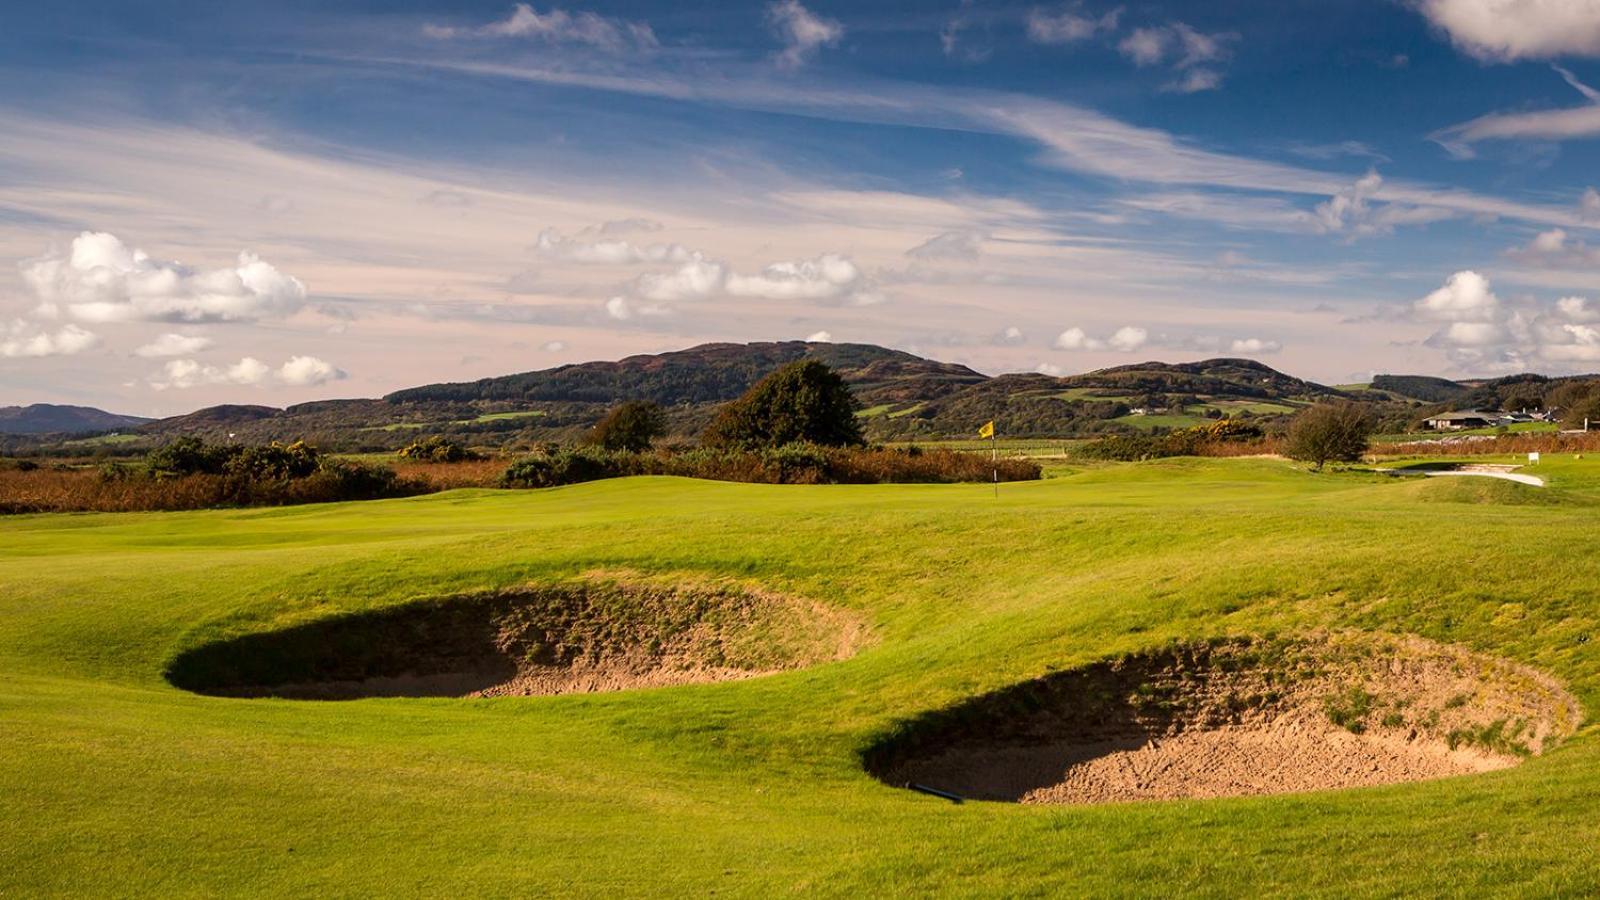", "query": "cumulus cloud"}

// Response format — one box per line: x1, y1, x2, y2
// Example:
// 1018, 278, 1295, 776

1583, 186, 1600, 221
604, 296, 669, 320
542, 340, 568, 352
993, 325, 1026, 346
134, 332, 214, 358
906, 230, 985, 260
1117, 22, 1235, 91
21, 232, 306, 324
1310, 171, 1456, 237
1228, 337, 1282, 355
1036, 362, 1066, 376
1405, 270, 1600, 369
535, 228, 695, 264
1026, 7, 1120, 44
1415, 0, 1600, 62
0, 321, 100, 358
423, 3, 657, 51
1054, 325, 1148, 352
806, 330, 833, 342
1507, 227, 1600, 266
633, 257, 728, 302
726, 253, 871, 302
150, 355, 346, 390
768, 0, 843, 68
1415, 270, 1501, 321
